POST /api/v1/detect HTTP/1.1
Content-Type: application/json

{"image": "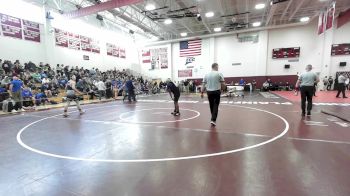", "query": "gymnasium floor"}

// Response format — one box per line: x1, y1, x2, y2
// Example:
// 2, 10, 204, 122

1, 92, 350, 196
